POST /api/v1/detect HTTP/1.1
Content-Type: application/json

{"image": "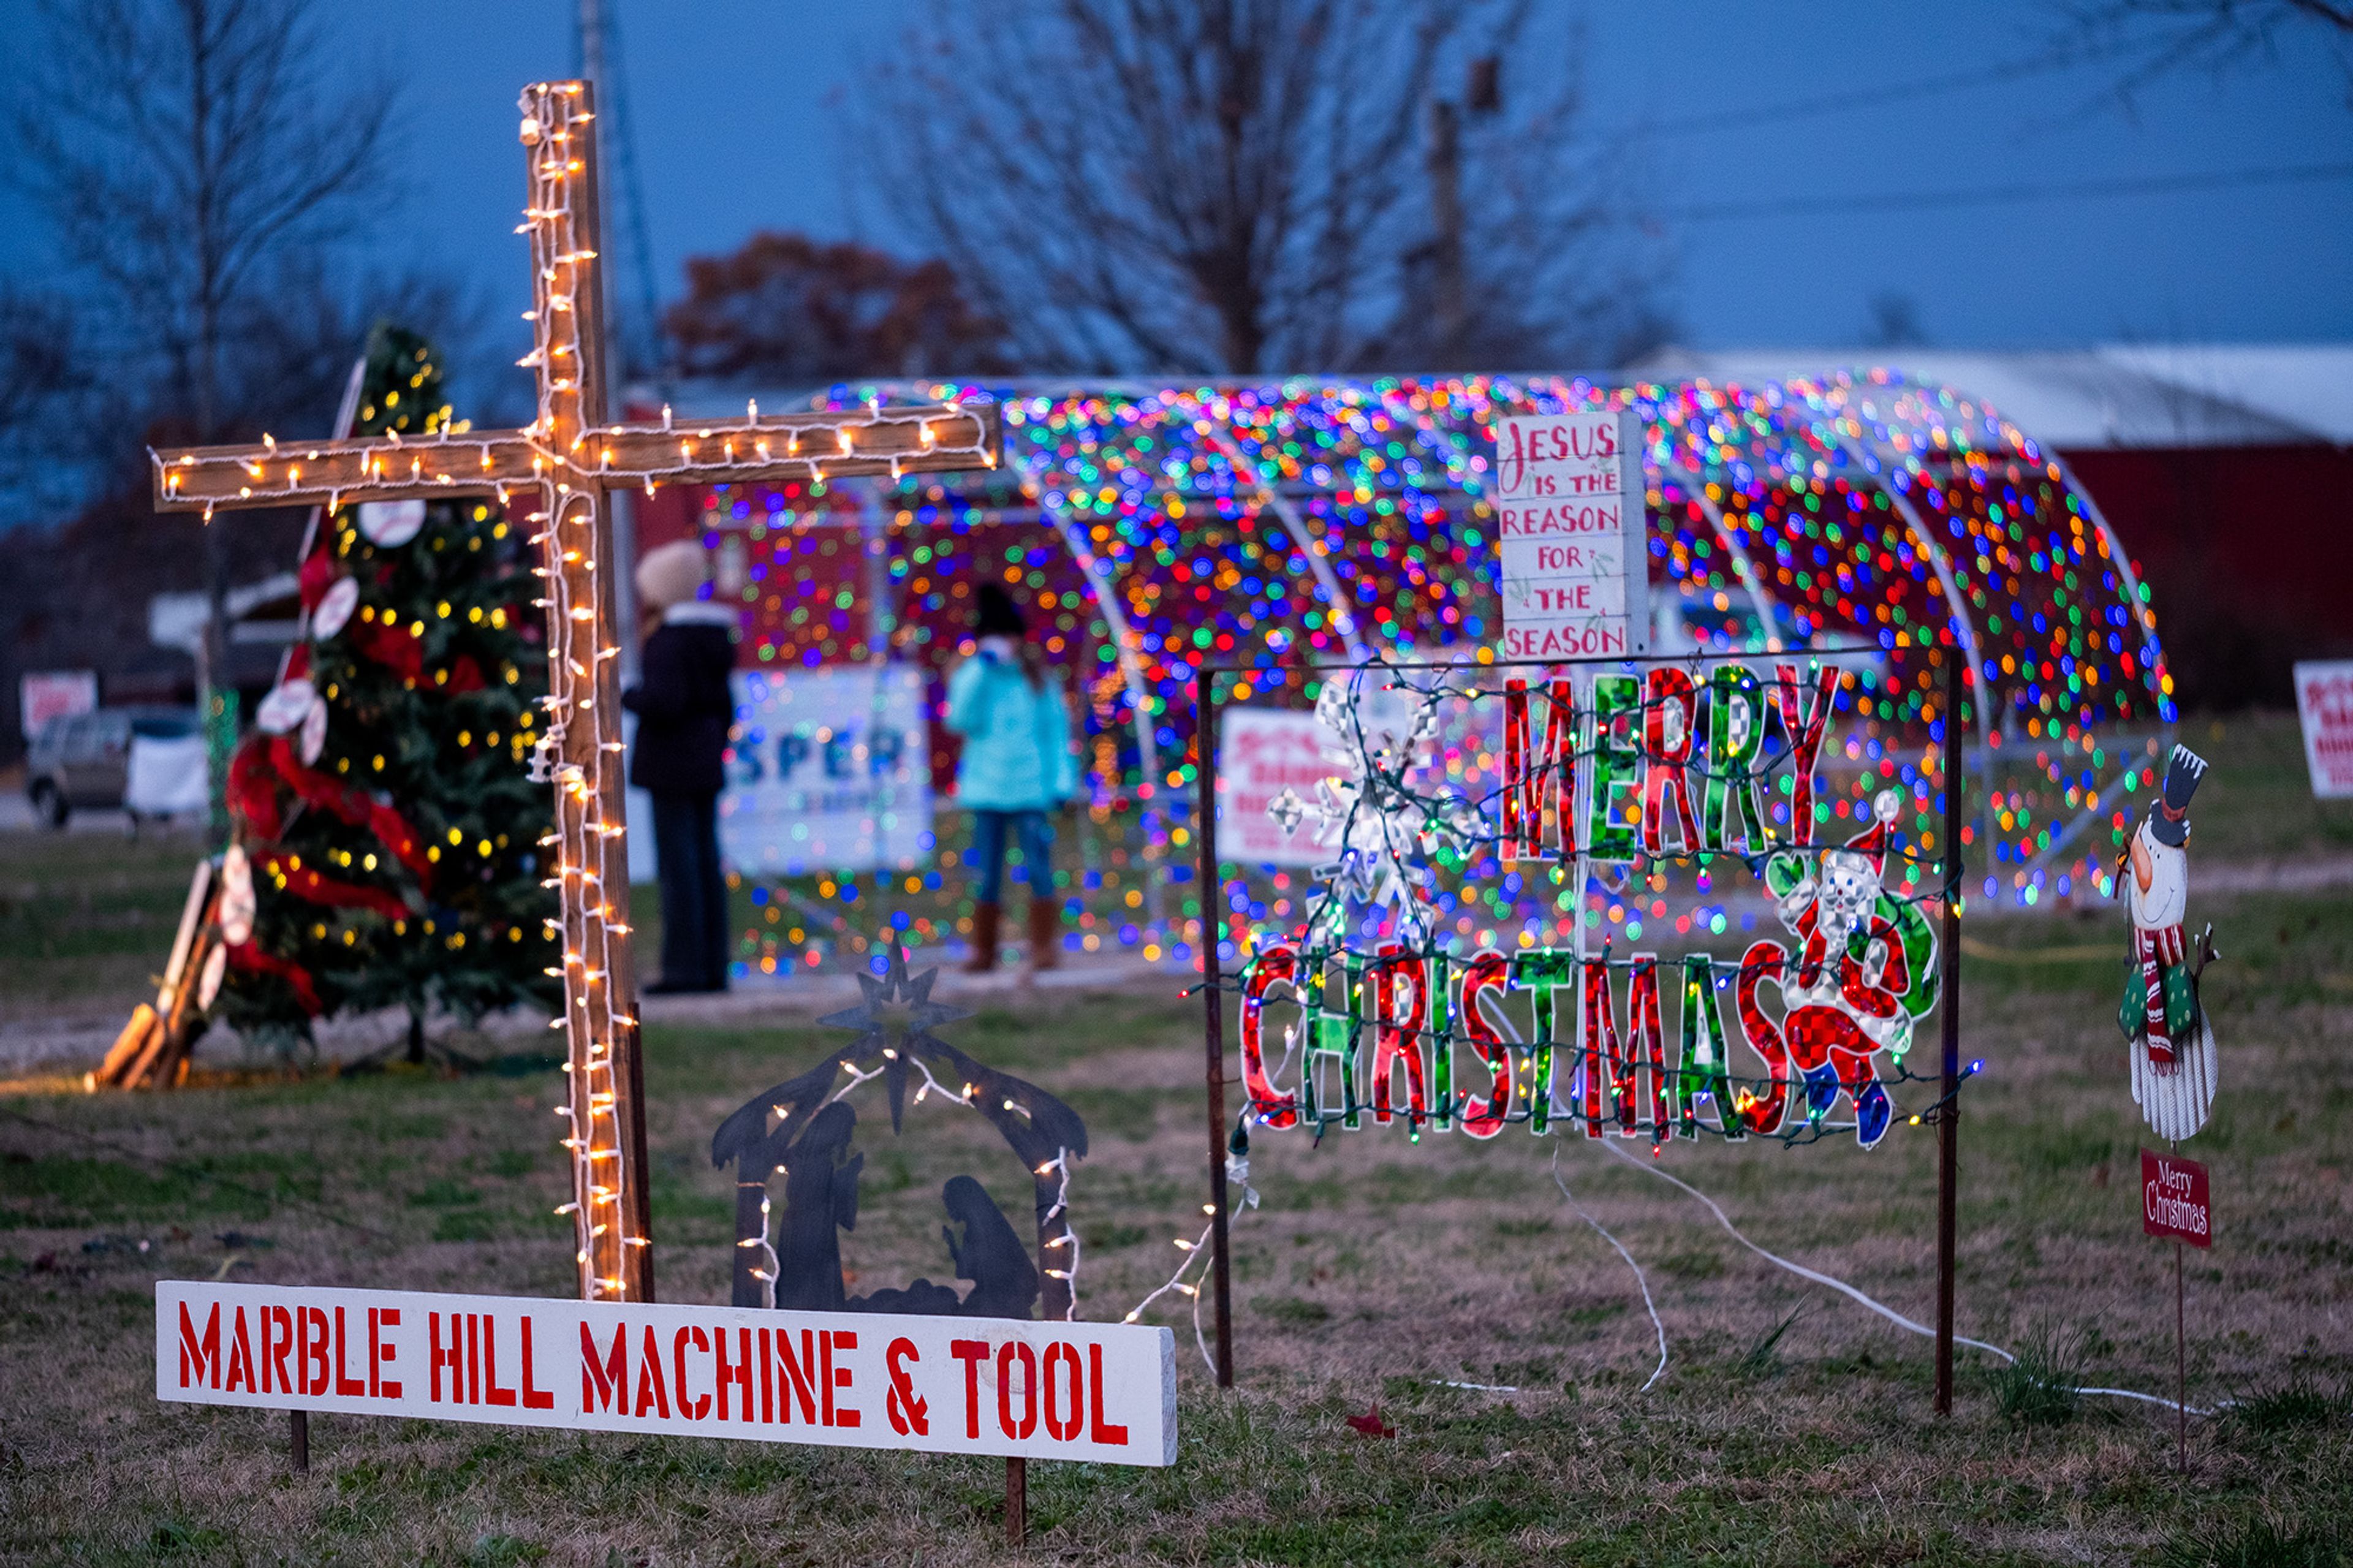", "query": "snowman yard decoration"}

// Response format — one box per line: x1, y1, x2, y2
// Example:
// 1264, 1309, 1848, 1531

2119, 745, 2218, 1142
